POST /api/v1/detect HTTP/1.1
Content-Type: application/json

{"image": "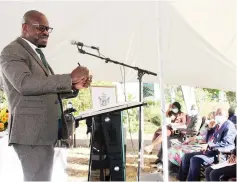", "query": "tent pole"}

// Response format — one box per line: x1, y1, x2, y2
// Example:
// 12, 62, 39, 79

157, 2, 169, 182
158, 57, 169, 182
137, 74, 144, 181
